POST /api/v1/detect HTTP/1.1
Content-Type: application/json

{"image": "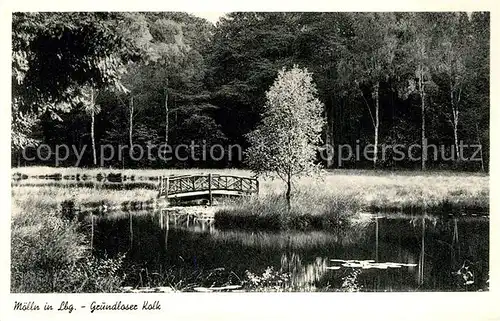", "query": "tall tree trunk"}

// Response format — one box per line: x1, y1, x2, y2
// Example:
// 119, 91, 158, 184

419, 70, 426, 171
90, 88, 97, 167
476, 123, 485, 172
285, 173, 292, 210
453, 120, 459, 161
450, 81, 460, 162
129, 96, 134, 149
357, 82, 377, 167
325, 102, 334, 168
373, 82, 380, 168
165, 81, 169, 144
